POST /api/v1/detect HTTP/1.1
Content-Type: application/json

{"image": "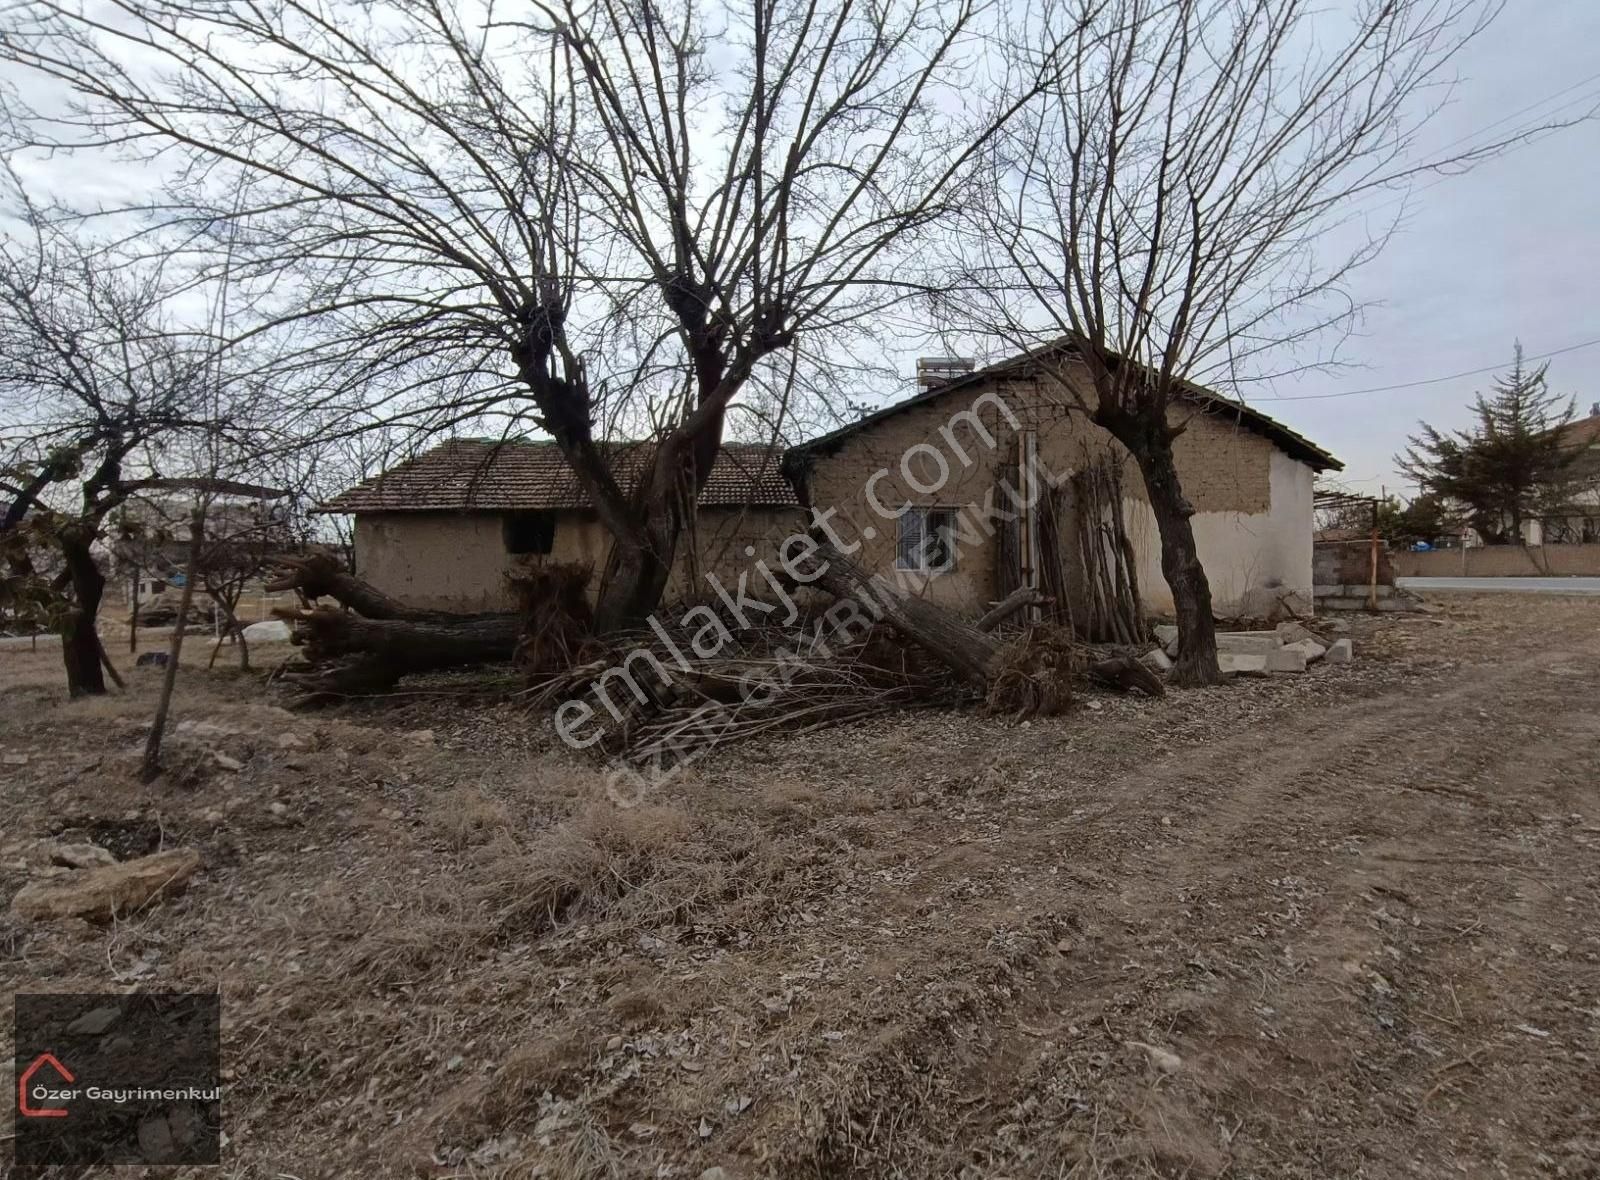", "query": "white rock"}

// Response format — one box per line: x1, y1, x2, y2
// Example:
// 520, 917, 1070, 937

1127, 1040, 1183, 1074
1283, 639, 1327, 663
48, 842, 117, 870
1140, 647, 1173, 673
1326, 638, 1354, 664
1216, 632, 1283, 656
1153, 624, 1179, 656
242, 619, 292, 642
1218, 653, 1268, 677
1266, 646, 1307, 674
